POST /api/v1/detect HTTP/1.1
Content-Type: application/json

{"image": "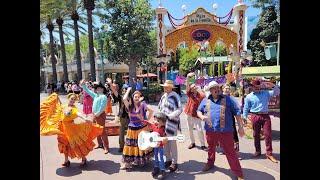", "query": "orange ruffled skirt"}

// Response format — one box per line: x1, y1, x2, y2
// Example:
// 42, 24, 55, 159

57, 121, 103, 159
122, 125, 153, 165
